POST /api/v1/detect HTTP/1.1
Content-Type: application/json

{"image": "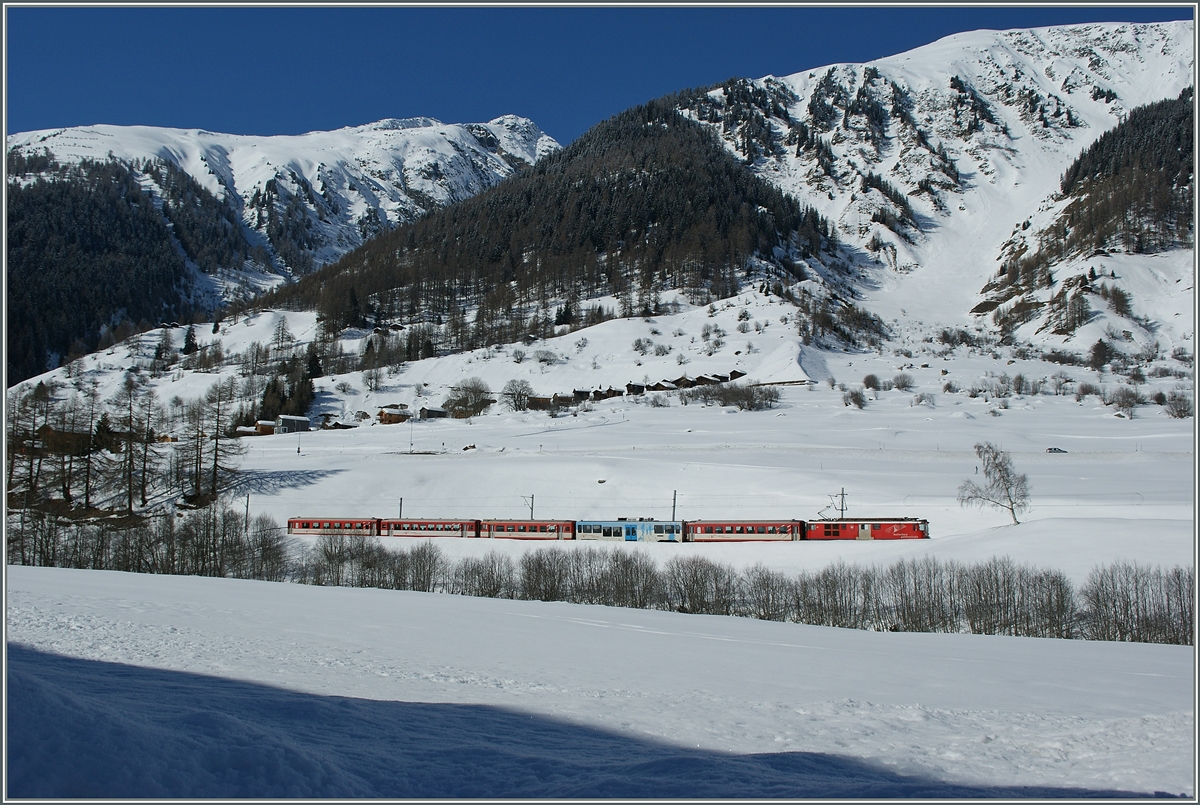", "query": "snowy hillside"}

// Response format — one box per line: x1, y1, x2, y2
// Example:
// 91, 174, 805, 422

6, 115, 560, 287
7, 566, 1193, 797
682, 21, 1193, 345
19, 295, 1193, 579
